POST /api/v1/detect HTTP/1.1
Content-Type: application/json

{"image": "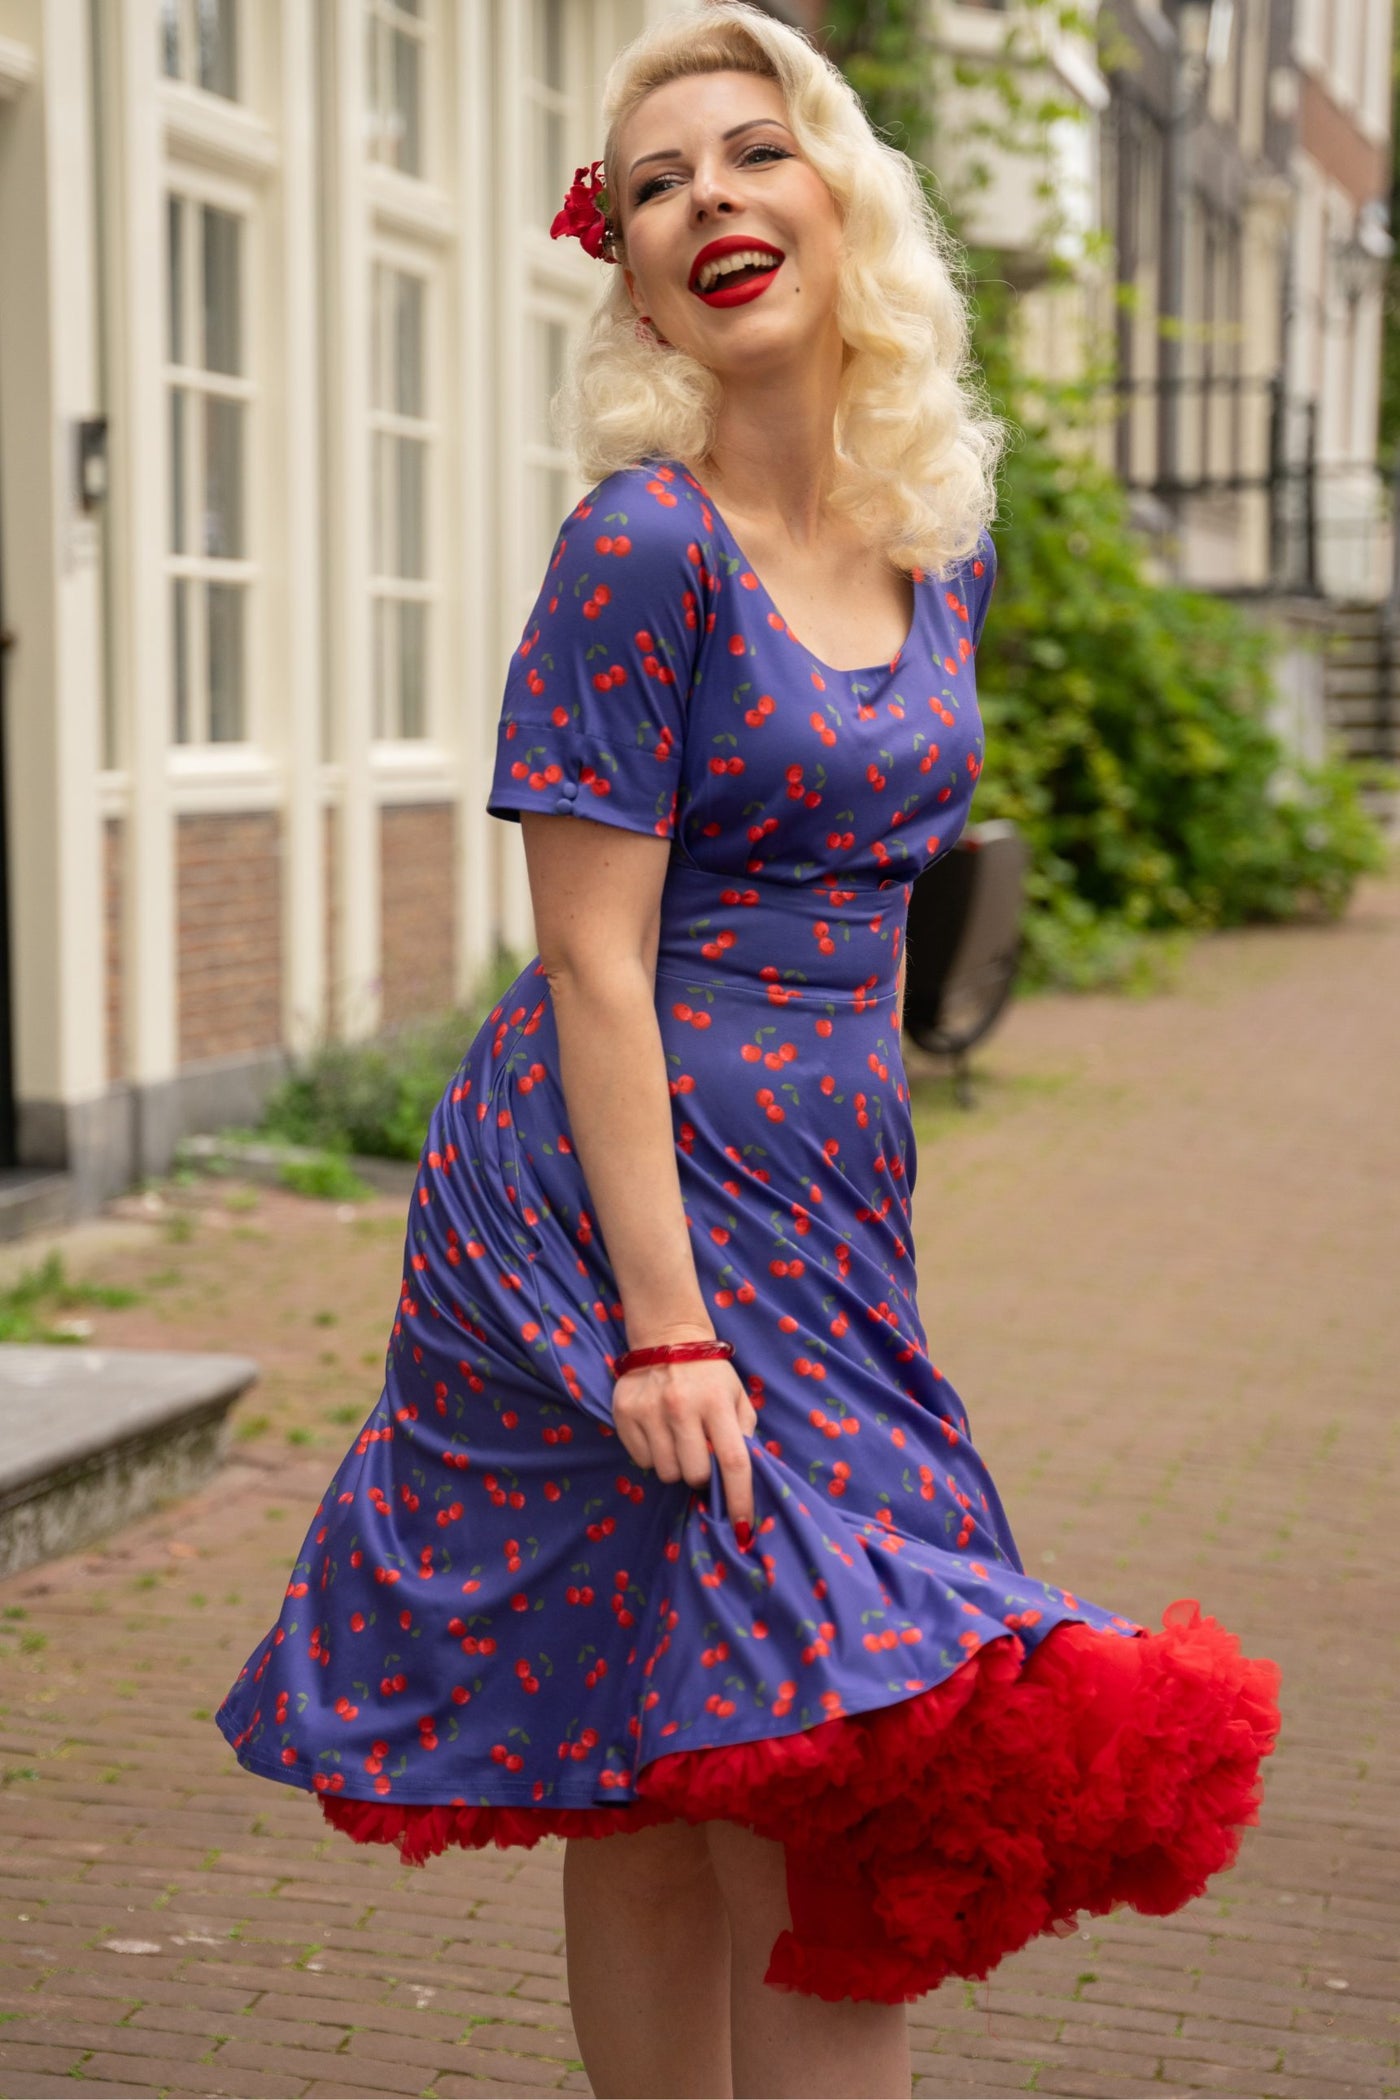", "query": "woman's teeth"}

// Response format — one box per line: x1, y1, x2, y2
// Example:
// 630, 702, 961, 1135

694, 249, 781, 293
